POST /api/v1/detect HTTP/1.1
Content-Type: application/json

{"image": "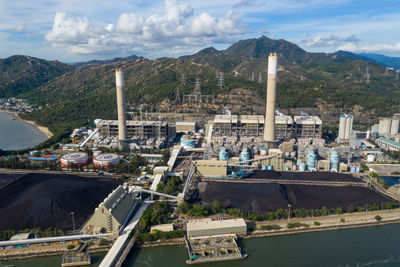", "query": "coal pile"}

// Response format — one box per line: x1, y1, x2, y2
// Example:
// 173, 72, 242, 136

0, 173, 121, 231
249, 170, 360, 182
192, 181, 393, 214
0, 173, 24, 187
